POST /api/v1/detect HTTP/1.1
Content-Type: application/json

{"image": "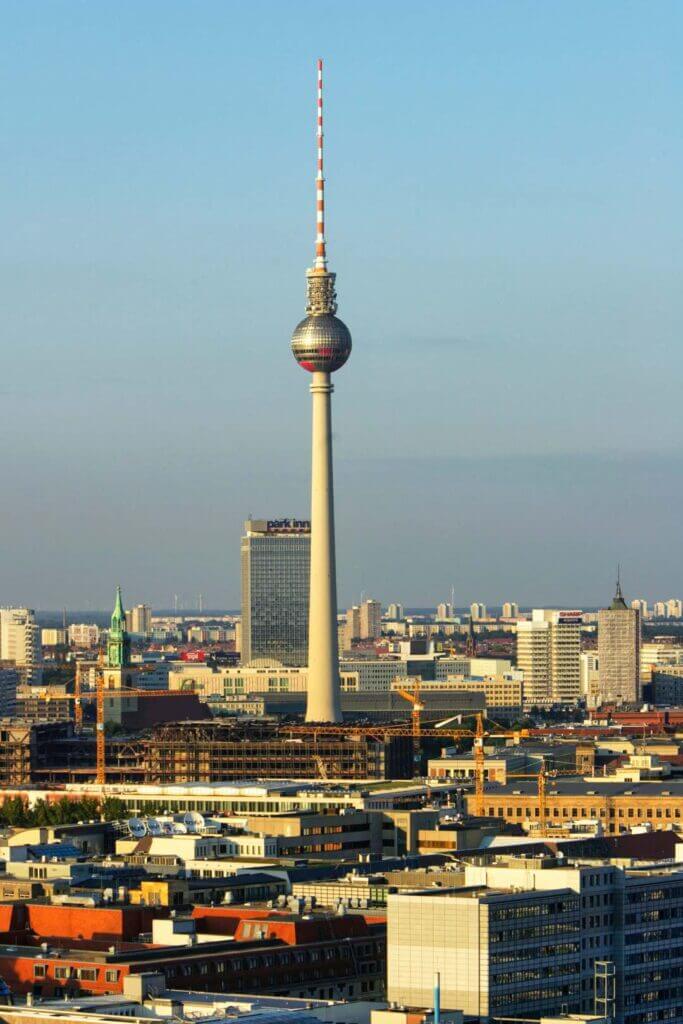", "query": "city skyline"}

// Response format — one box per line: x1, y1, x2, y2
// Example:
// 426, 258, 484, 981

2, 1, 683, 607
